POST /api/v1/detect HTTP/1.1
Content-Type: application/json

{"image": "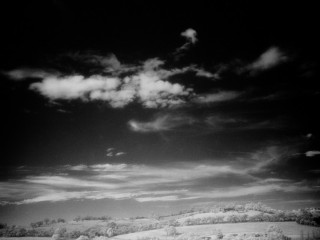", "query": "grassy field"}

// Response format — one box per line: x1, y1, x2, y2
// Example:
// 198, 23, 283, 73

110, 222, 320, 240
